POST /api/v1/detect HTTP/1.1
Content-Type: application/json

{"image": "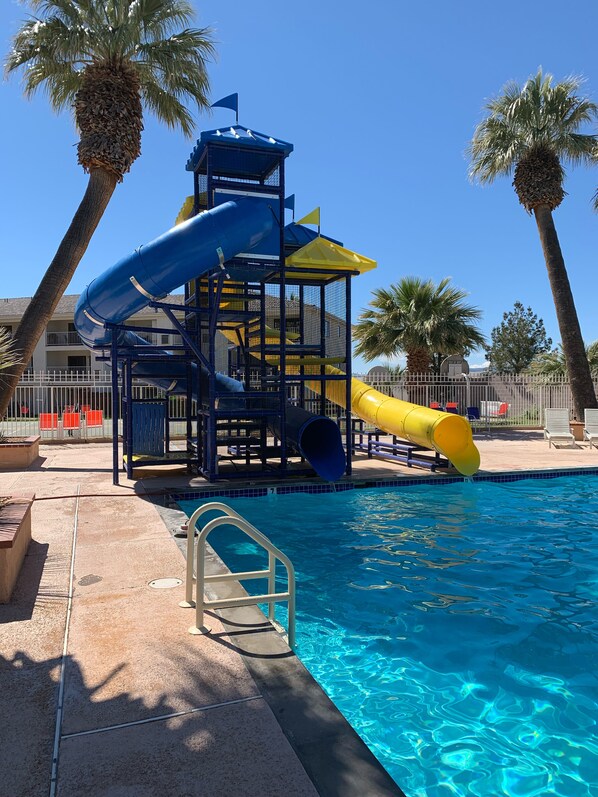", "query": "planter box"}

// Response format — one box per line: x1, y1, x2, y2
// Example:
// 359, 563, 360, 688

570, 421, 584, 442
0, 436, 40, 469
0, 494, 34, 603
